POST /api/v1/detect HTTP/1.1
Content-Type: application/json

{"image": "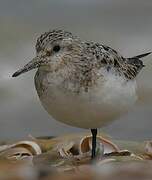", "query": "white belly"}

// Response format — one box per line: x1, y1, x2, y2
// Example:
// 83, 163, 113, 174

35, 70, 137, 129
